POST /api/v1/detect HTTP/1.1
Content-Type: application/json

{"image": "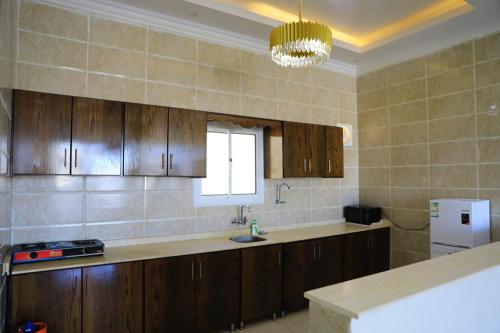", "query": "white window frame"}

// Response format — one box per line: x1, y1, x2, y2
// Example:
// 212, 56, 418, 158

193, 123, 264, 207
